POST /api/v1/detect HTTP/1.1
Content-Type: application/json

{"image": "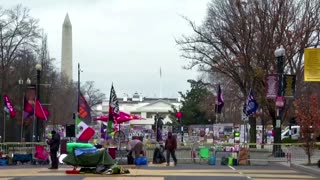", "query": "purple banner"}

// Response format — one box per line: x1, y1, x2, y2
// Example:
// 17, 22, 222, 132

266, 74, 278, 99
